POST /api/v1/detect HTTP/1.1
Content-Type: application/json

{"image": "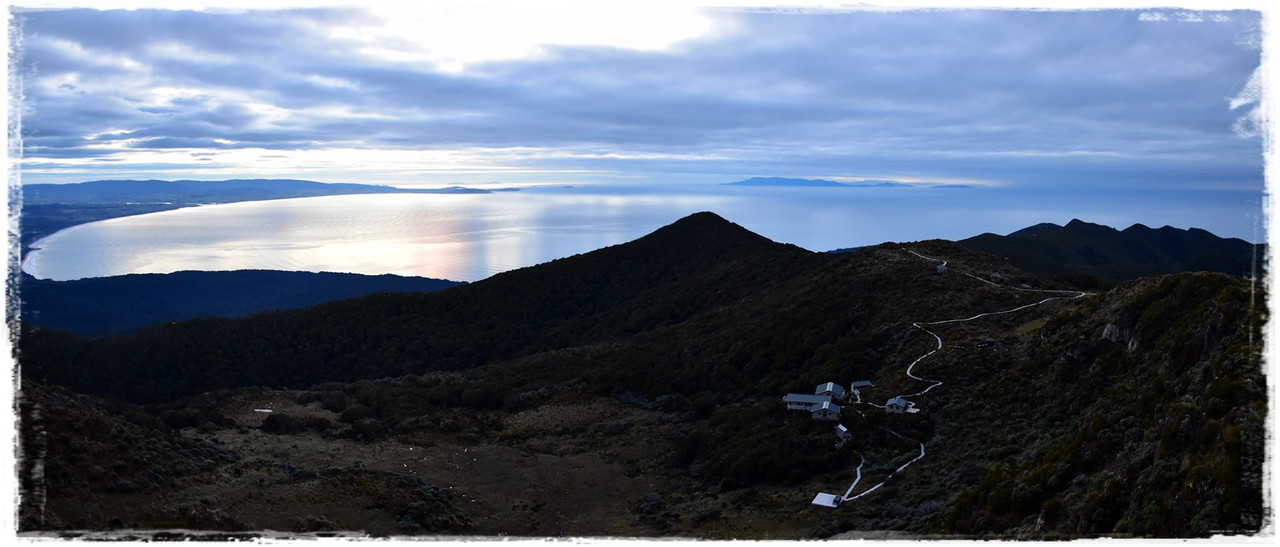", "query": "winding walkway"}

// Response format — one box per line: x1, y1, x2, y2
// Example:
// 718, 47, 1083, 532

816, 249, 1091, 507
